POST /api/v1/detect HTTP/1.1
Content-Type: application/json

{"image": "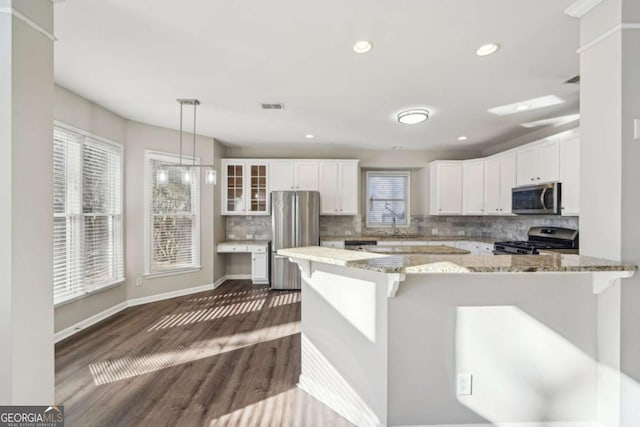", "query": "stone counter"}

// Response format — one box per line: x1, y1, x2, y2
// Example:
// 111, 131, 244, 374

277, 246, 636, 274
